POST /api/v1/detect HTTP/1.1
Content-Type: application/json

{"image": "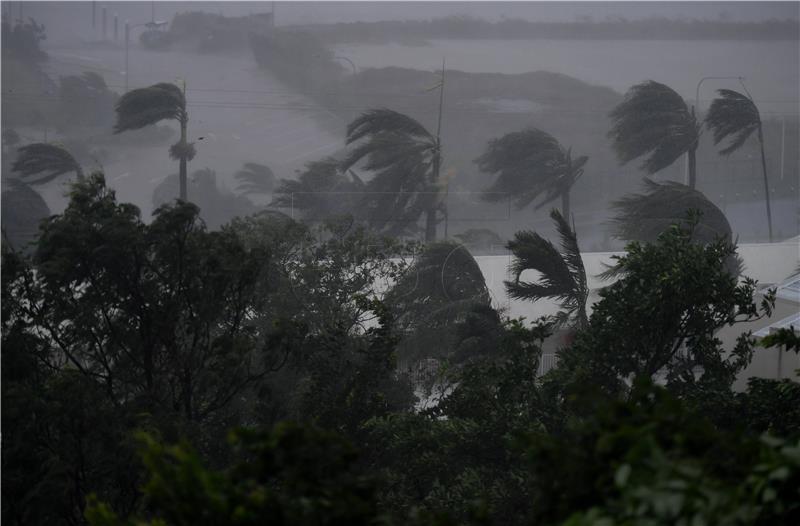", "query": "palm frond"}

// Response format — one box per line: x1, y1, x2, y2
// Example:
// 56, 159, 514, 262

345, 108, 434, 145
609, 80, 699, 173
610, 179, 733, 244
114, 82, 185, 133
12, 143, 83, 184
505, 209, 588, 328
476, 128, 581, 210
705, 89, 760, 156
235, 162, 276, 194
